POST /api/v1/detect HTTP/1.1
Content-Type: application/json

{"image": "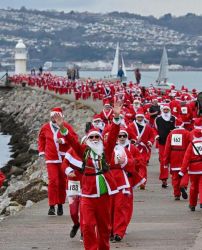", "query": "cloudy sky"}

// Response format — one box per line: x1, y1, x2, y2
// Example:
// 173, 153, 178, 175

1, 0, 202, 17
